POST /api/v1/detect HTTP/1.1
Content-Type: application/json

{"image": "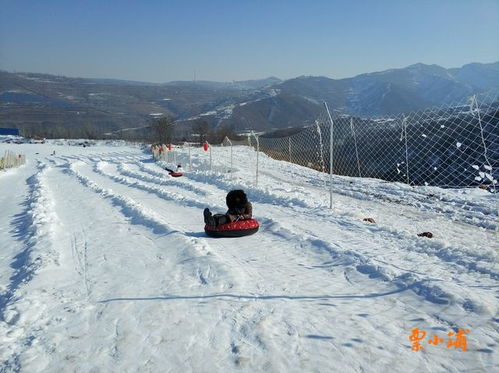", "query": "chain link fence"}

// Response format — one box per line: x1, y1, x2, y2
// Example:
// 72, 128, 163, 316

0, 150, 26, 171
257, 93, 498, 191
151, 93, 498, 197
